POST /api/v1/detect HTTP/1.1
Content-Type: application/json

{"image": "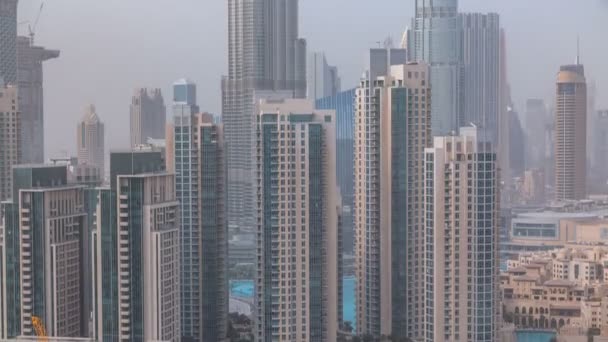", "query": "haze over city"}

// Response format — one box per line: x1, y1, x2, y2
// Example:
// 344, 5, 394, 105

3, 0, 608, 341
16, 0, 608, 157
